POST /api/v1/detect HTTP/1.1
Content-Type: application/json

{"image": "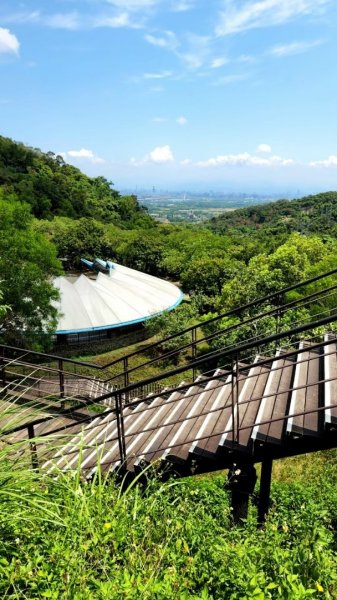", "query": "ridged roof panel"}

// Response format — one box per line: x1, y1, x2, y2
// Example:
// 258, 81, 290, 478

54, 263, 183, 334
